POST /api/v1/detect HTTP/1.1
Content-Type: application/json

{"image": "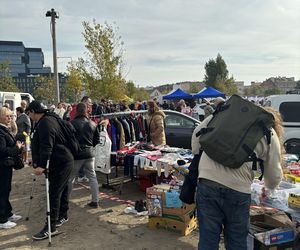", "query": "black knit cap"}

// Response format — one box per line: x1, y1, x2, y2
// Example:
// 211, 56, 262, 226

26, 101, 48, 113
